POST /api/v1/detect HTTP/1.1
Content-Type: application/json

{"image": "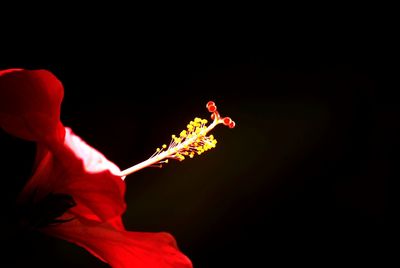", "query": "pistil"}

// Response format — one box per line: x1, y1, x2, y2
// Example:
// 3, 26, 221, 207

119, 101, 235, 178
